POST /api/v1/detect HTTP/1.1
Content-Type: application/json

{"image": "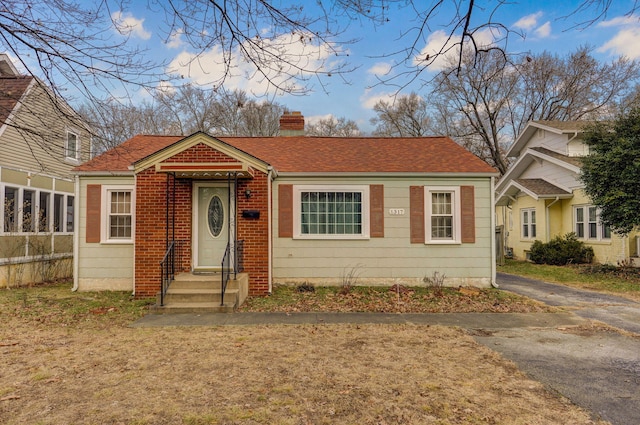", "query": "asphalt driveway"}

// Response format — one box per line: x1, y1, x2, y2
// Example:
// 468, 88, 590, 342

471, 273, 640, 425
